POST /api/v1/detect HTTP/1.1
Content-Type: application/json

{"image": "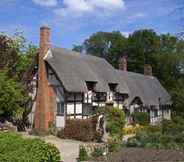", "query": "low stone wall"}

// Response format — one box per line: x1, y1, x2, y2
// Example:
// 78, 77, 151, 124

80, 143, 108, 156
